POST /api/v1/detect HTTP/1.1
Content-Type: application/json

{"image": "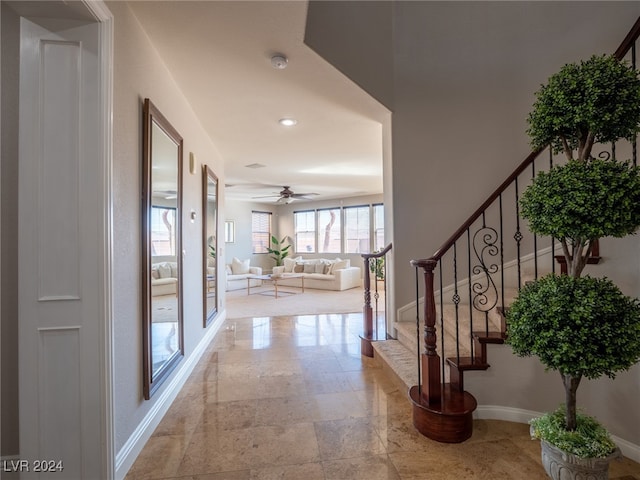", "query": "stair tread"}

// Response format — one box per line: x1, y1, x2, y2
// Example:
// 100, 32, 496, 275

473, 331, 506, 343
446, 356, 490, 371
371, 339, 418, 389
